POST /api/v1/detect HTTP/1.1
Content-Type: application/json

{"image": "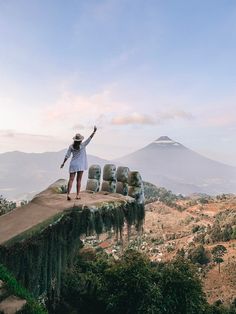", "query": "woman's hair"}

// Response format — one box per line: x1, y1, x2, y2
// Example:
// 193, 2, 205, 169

73, 141, 81, 150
